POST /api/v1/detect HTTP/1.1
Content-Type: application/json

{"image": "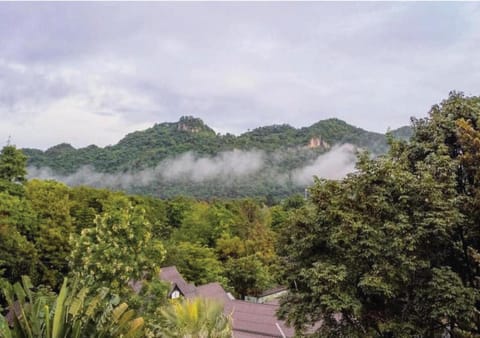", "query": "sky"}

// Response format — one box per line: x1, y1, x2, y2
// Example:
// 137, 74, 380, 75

0, 2, 479, 150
